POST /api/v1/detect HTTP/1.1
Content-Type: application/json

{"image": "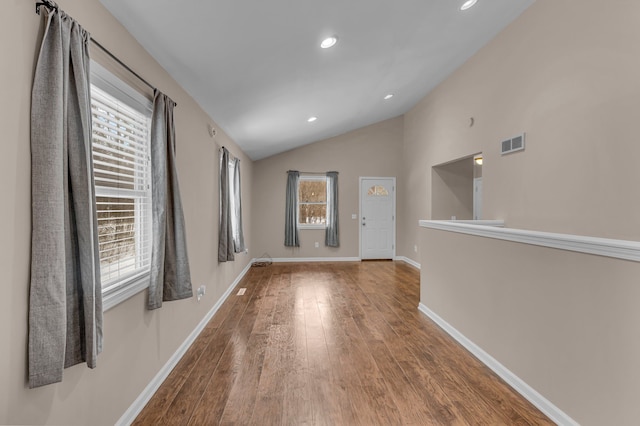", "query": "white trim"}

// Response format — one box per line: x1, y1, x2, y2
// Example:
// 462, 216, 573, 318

434, 219, 504, 227
417, 303, 578, 426
395, 256, 421, 270
260, 257, 419, 267
103, 273, 149, 312
298, 224, 327, 230
91, 61, 152, 114
116, 261, 253, 426
420, 220, 640, 262
258, 257, 361, 263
